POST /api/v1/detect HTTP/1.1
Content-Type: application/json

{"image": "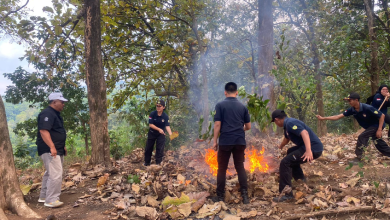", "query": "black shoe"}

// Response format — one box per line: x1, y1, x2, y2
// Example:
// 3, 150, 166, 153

272, 195, 294, 202
211, 195, 224, 202
241, 189, 250, 204
348, 157, 362, 165
143, 163, 150, 166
